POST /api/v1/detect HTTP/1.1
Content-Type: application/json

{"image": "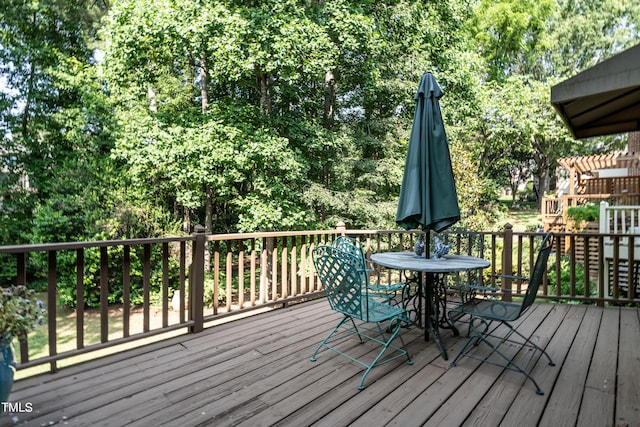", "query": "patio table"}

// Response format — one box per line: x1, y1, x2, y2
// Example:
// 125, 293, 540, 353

370, 252, 490, 360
